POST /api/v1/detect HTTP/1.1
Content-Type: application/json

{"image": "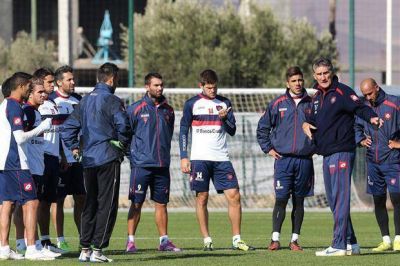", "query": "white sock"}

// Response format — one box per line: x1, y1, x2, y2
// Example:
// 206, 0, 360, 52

395, 235, 400, 242
128, 235, 135, 242
272, 232, 280, 241
383, 235, 391, 244
232, 235, 241, 245
41, 235, 50, 241
204, 237, 212, 244
0, 245, 10, 252
160, 235, 169, 244
291, 233, 299, 242
35, 240, 43, 250
16, 238, 27, 250
57, 236, 65, 243
26, 245, 36, 252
